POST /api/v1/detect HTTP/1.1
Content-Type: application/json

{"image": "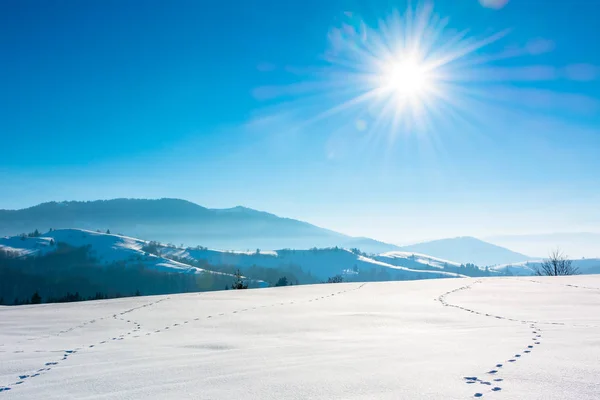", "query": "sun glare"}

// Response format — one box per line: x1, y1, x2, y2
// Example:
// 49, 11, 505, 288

381, 56, 432, 100
255, 3, 532, 142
